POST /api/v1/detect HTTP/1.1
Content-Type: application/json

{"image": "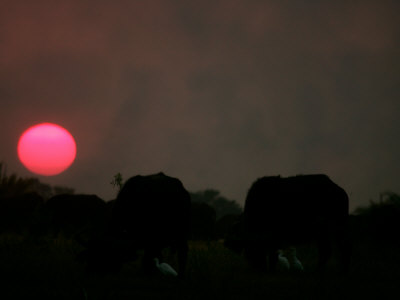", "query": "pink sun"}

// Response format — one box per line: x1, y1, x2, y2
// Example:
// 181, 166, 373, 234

17, 123, 77, 176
